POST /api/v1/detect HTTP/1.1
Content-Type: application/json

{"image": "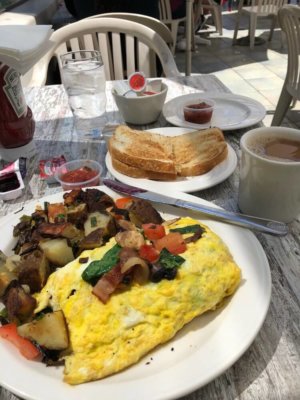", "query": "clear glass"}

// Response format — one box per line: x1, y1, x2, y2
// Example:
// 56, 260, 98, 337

60, 50, 107, 136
